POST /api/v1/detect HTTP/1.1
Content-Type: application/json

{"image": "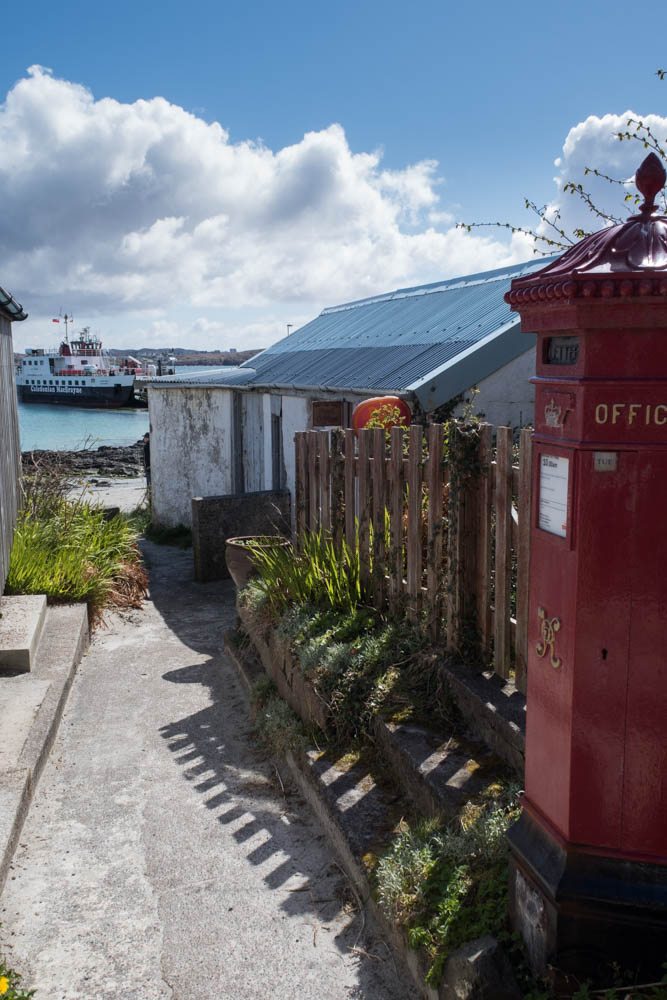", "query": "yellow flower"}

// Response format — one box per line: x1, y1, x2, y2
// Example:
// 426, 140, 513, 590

0, 974, 9, 995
